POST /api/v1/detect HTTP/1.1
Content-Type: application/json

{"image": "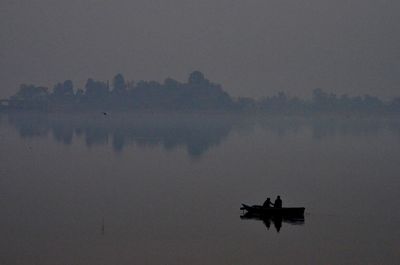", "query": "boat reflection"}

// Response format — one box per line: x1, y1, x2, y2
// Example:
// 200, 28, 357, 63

240, 212, 305, 232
